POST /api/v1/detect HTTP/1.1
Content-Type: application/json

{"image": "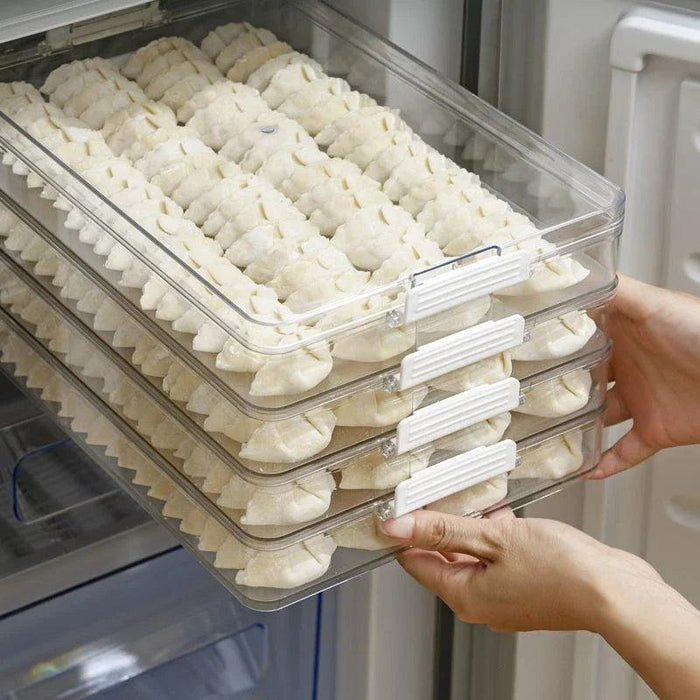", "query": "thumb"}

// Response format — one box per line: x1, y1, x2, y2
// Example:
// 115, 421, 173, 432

380, 509, 503, 561
586, 427, 657, 479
